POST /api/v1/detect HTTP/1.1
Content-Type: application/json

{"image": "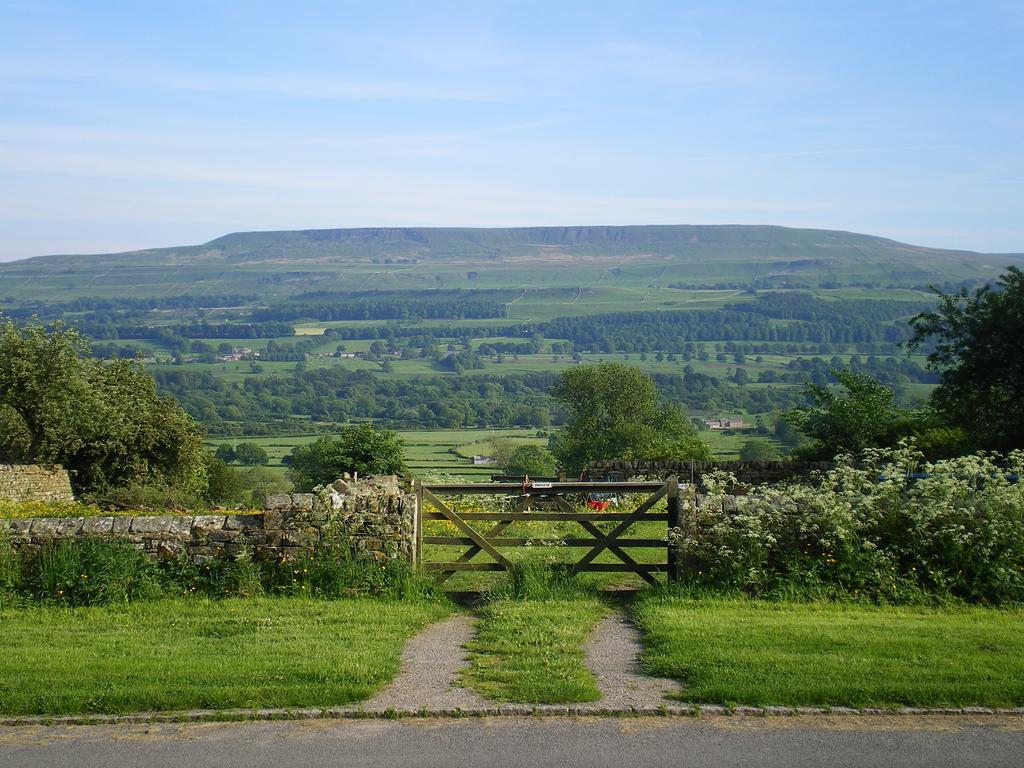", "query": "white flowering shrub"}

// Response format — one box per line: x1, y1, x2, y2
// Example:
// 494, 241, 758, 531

672, 442, 1024, 602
